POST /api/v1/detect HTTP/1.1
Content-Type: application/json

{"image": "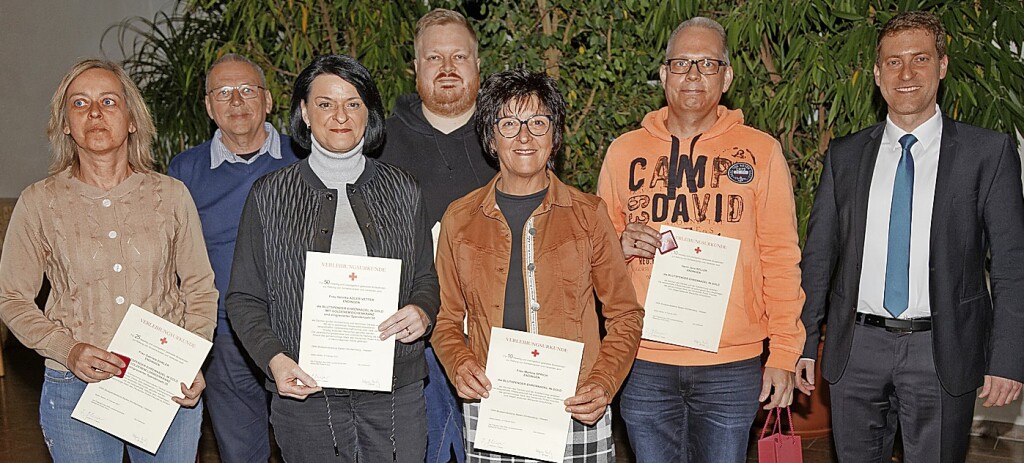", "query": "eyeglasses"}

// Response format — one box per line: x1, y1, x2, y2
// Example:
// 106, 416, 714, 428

208, 84, 265, 101
664, 58, 728, 75
495, 115, 553, 138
